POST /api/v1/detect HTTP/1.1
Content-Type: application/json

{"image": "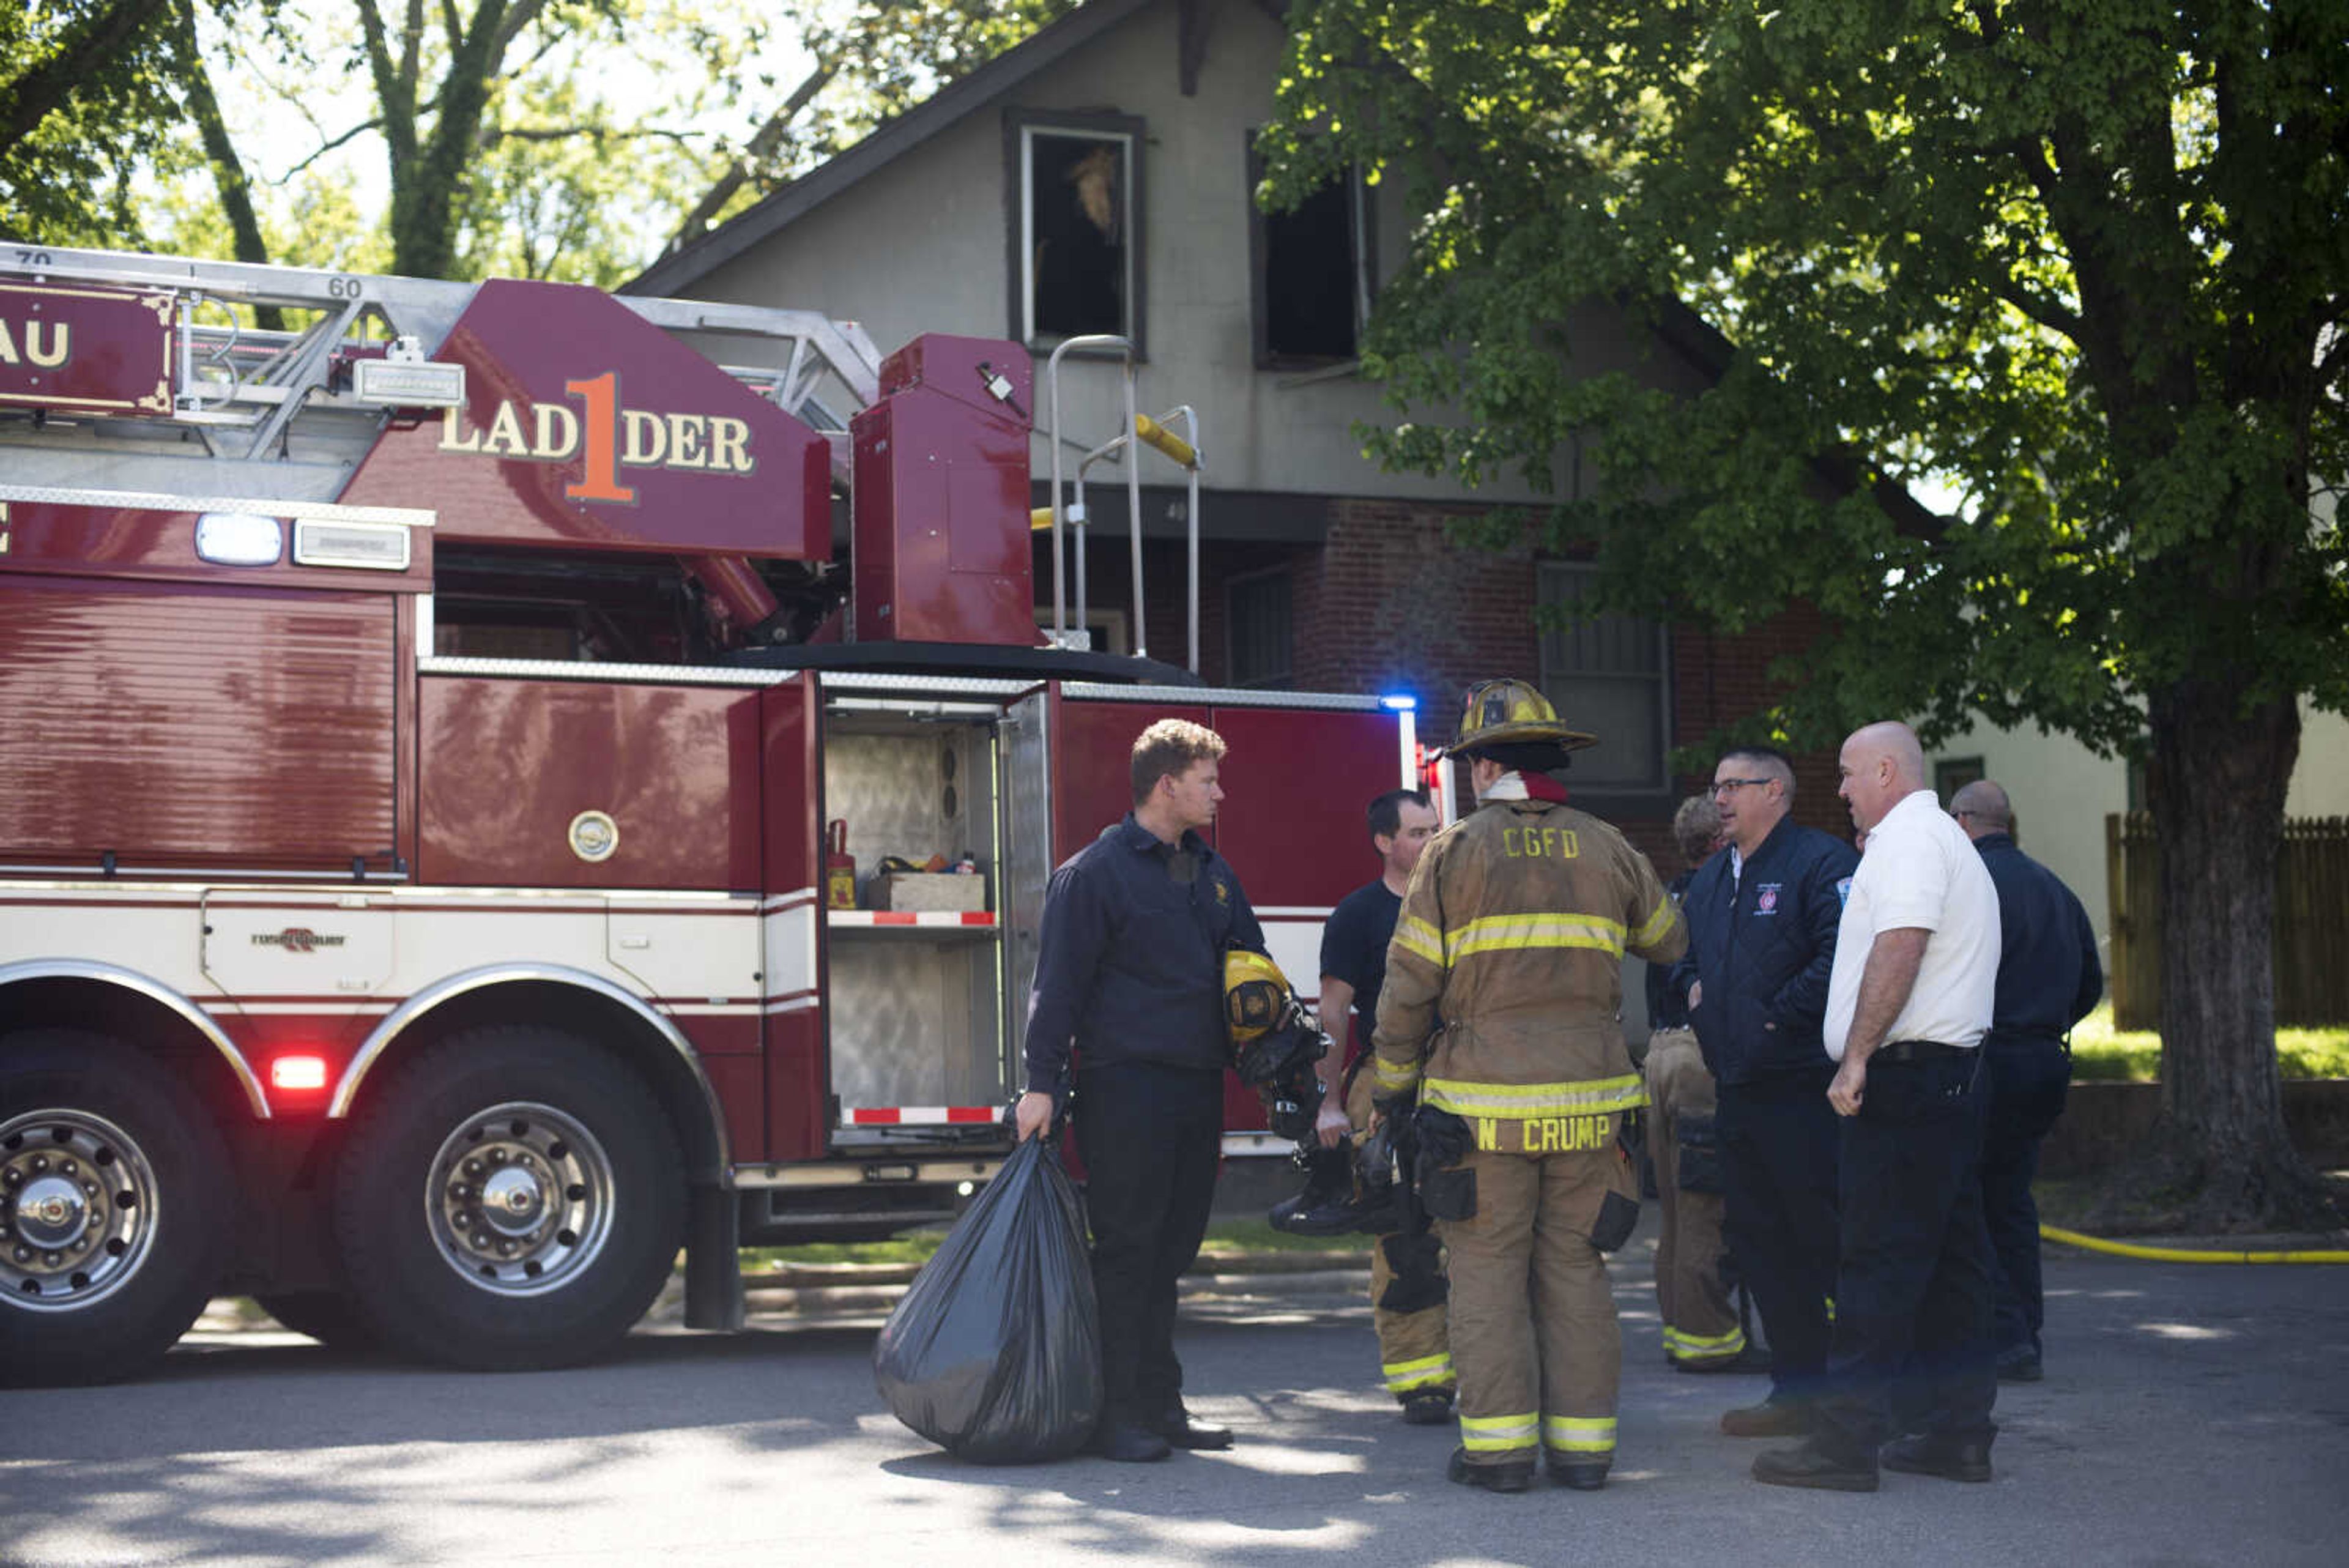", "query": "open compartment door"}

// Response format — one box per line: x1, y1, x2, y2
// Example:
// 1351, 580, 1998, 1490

996, 686, 1053, 1085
